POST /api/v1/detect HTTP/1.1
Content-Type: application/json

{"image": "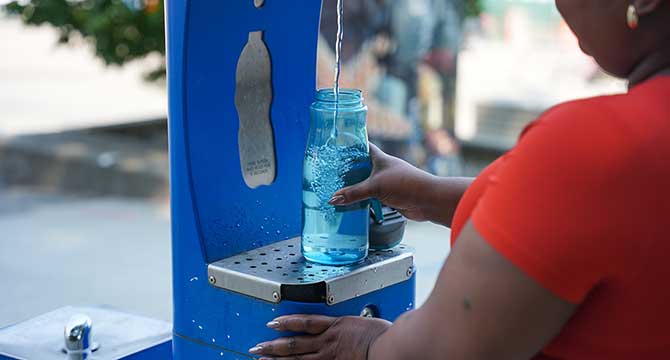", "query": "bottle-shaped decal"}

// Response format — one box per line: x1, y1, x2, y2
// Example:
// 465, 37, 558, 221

235, 31, 276, 189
